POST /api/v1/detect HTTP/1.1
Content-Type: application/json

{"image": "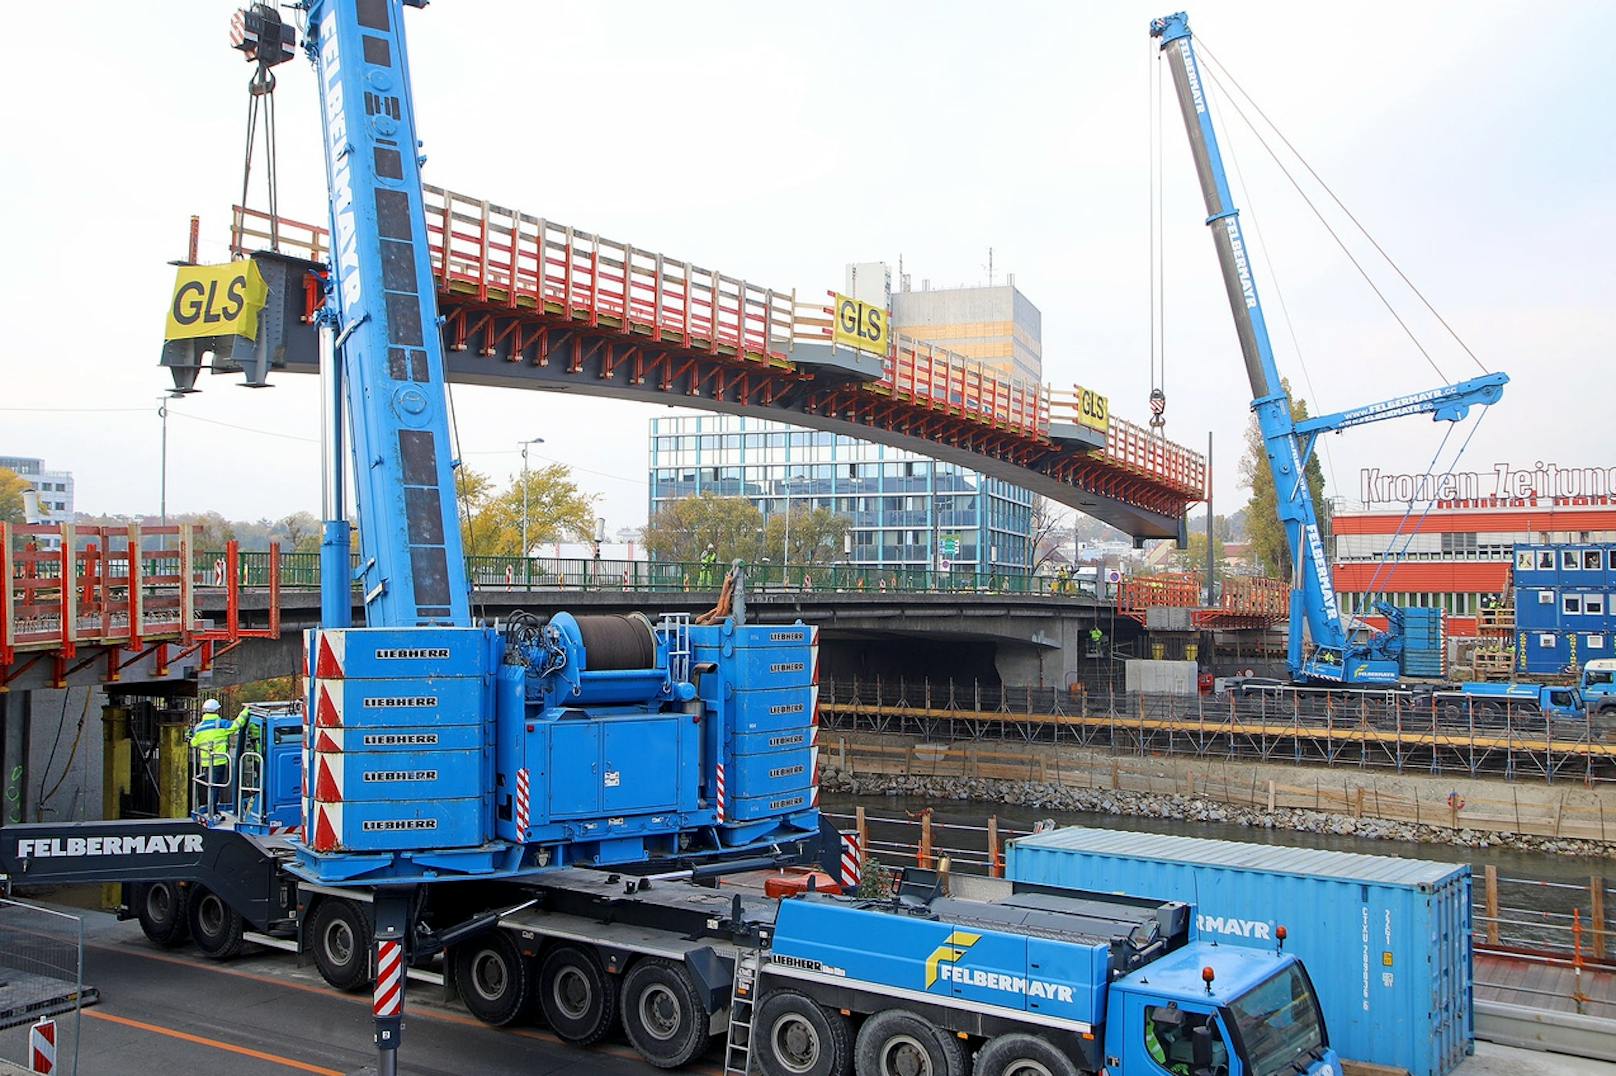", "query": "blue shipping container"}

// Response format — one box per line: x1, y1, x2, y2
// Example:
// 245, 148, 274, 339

1008, 827, 1472, 1076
